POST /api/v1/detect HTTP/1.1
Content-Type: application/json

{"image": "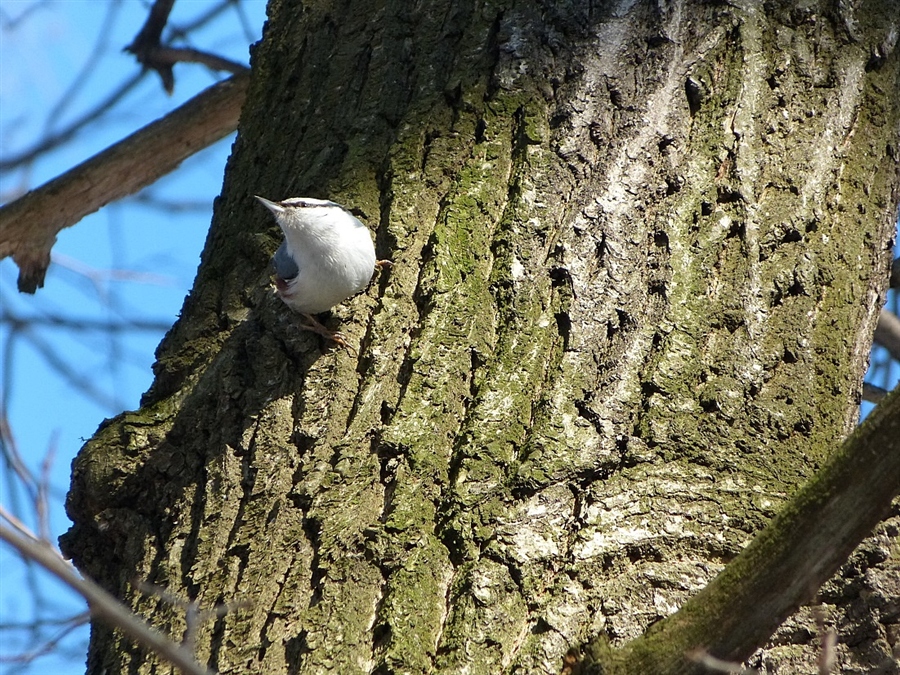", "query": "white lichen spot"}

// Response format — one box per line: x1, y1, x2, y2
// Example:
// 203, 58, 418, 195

522, 185, 537, 205
512, 529, 559, 560
573, 526, 655, 559
663, 515, 684, 535
653, 590, 680, 616
543, 580, 584, 639
471, 568, 495, 604
511, 256, 525, 280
